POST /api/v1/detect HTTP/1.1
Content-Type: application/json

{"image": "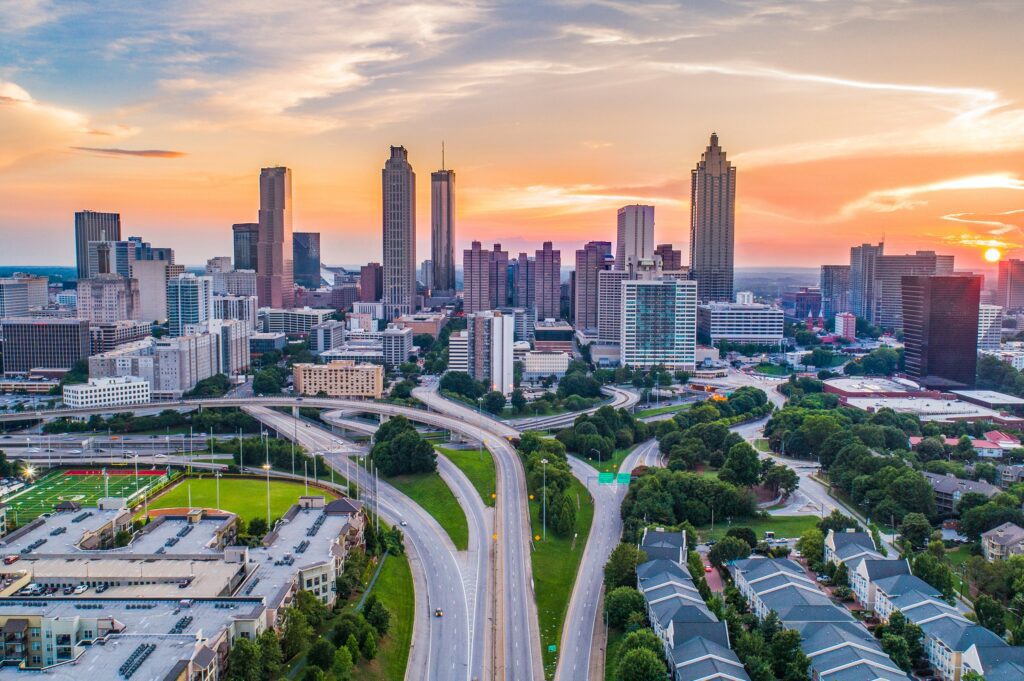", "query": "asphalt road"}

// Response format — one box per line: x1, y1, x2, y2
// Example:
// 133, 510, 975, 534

509, 385, 641, 432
